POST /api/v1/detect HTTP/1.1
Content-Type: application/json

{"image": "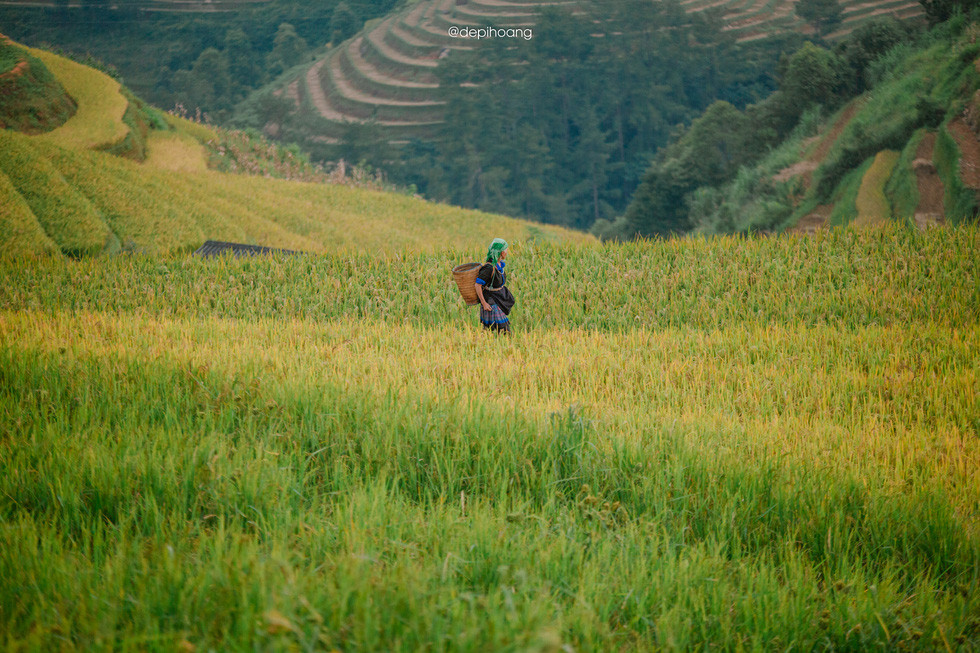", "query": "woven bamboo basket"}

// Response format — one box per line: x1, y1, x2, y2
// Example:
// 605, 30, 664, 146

452, 262, 482, 306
